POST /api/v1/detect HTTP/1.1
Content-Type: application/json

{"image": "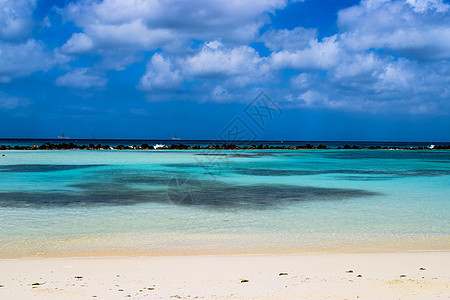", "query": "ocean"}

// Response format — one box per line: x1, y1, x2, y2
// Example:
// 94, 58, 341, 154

0, 145, 449, 257
0, 139, 448, 148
